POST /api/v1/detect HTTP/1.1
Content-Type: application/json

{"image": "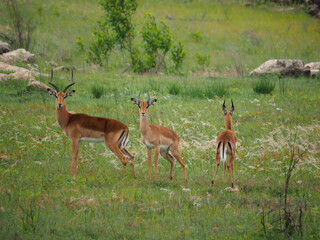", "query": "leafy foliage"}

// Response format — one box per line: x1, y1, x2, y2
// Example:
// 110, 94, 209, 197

196, 53, 211, 70
76, 1, 185, 73
141, 13, 172, 72
77, 0, 137, 67
170, 41, 186, 71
